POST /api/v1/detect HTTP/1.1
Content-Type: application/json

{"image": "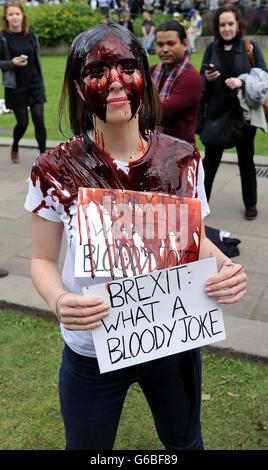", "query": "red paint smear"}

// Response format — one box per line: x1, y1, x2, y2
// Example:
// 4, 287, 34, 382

31, 132, 201, 276
78, 187, 201, 278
